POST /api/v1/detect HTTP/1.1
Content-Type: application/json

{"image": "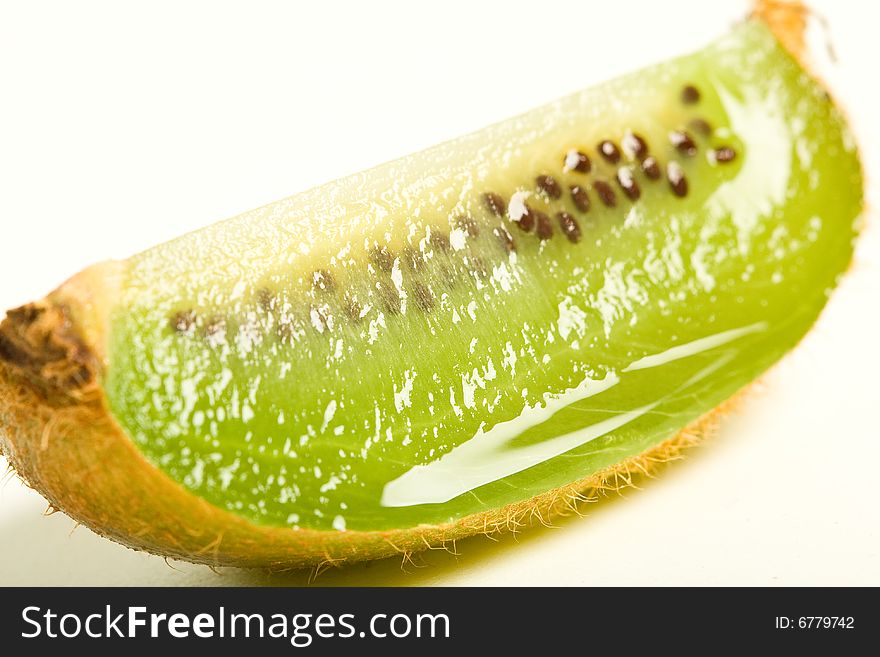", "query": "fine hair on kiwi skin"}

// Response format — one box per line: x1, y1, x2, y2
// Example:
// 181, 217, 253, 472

0, 0, 861, 571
